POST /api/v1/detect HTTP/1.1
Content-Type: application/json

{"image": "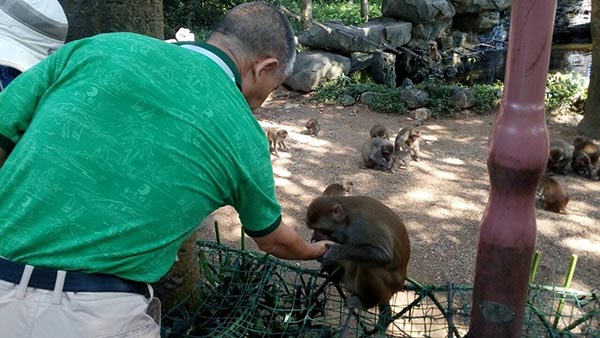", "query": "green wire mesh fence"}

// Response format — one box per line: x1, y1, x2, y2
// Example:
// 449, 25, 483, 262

160, 241, 599, 338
